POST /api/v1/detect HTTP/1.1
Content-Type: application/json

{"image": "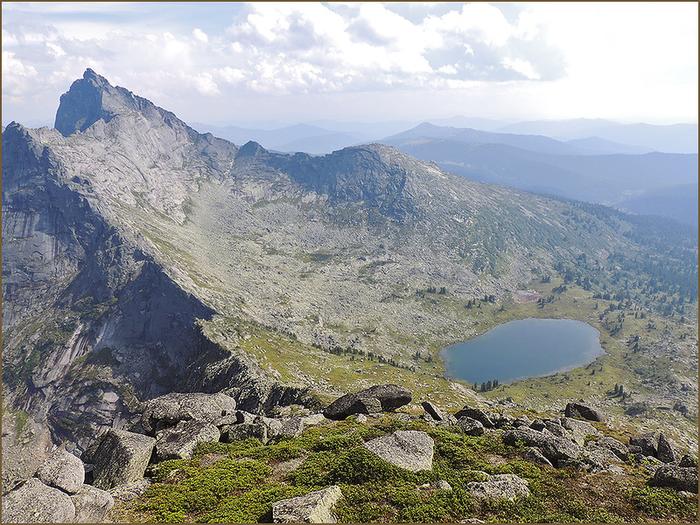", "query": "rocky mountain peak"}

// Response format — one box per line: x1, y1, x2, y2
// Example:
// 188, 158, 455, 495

54, 69, 191, 138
